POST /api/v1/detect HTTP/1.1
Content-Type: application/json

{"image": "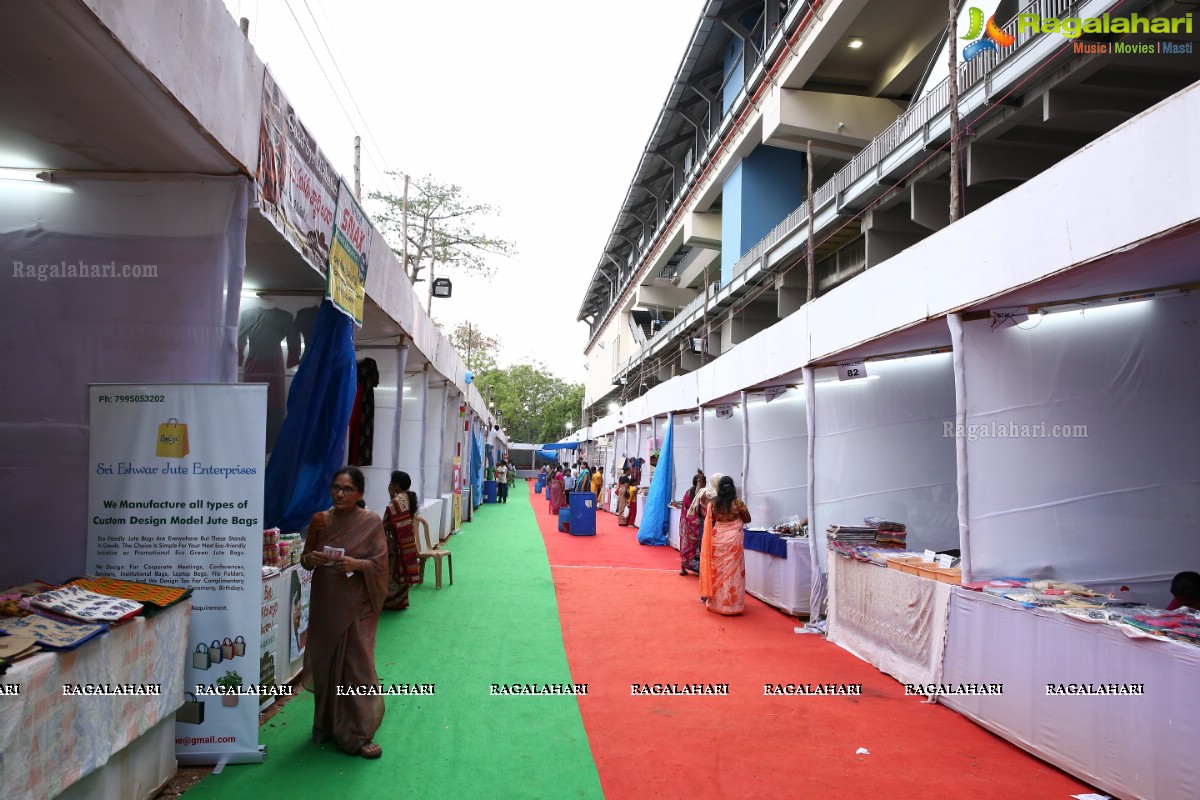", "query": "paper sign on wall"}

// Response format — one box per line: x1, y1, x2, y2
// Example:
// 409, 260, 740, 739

715, 404, 734, 419
764, 385, 788, 403
838, 361, 868, 381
